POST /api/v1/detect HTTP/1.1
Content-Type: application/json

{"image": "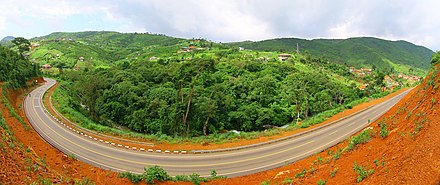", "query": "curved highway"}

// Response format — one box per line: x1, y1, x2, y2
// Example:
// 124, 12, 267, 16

24, 78, 410, 177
